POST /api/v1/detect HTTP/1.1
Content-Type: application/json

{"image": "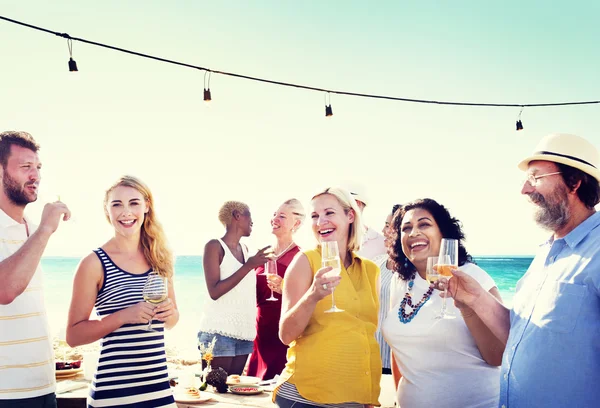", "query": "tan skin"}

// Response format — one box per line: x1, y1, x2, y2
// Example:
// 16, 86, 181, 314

280, 194, 375, 408
0, 145, 71, 305
401, 208, 504, 366
264, 203, 302, 294
442, 160, 594, 345
202, 208, 271, 375
66, 186, 178, 347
